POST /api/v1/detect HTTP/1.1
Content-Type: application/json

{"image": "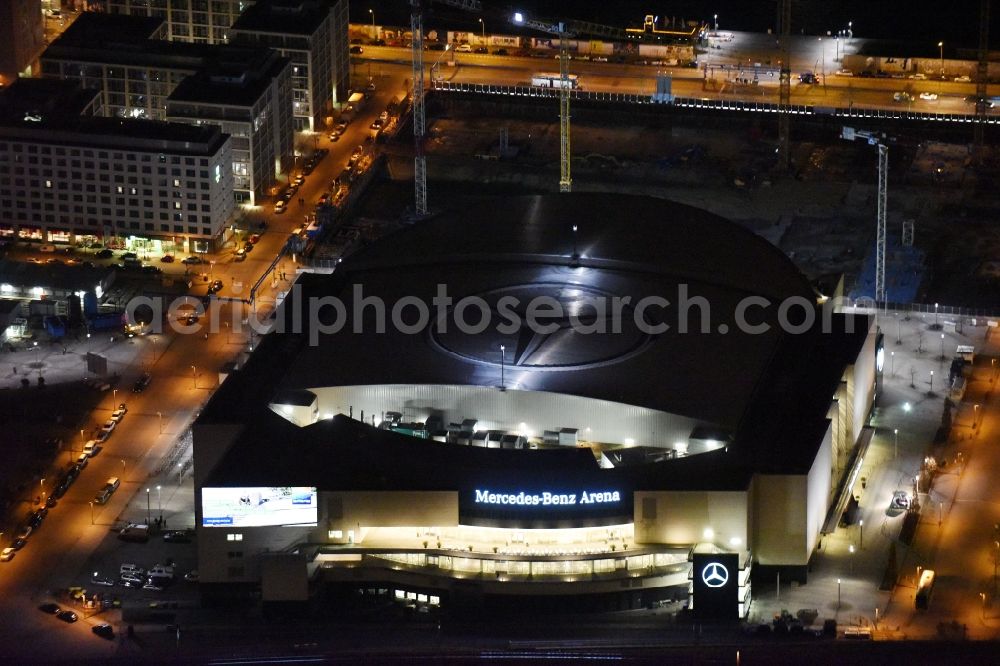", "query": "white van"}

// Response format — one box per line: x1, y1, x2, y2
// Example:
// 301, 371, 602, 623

149, 564, 175, 578
455, 44, 472, 52
120, 563, 145, 577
